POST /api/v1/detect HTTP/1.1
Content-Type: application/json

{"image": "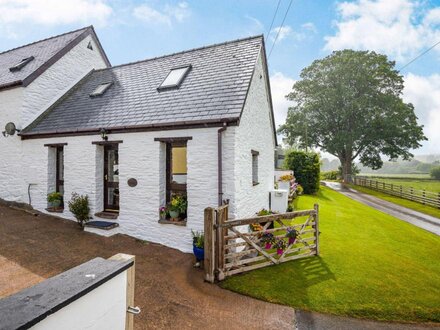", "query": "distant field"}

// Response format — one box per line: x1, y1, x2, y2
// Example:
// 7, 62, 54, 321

360, 173, 431, 179
358, 175, 440, 193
